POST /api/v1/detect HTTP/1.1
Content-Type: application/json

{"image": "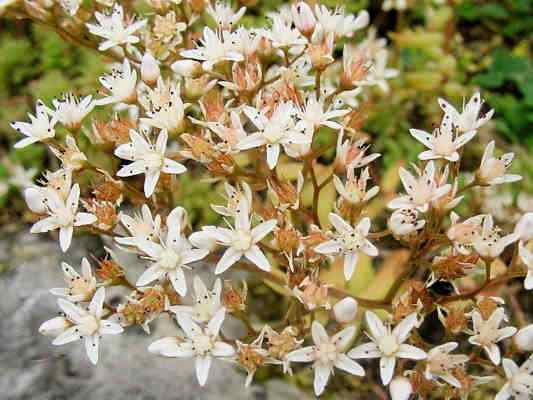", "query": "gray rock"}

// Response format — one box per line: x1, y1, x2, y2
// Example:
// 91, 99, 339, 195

0, 232, 309, 400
